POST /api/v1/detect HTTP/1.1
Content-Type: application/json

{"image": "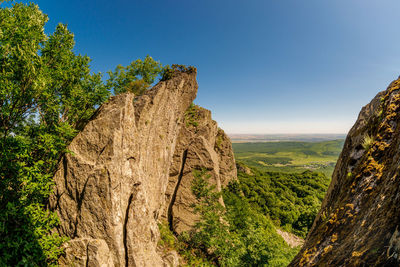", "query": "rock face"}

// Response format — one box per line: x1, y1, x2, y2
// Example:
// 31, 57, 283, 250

290, 77, 400, 266
163, 105, 237, 234
49, 70, 198, 266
